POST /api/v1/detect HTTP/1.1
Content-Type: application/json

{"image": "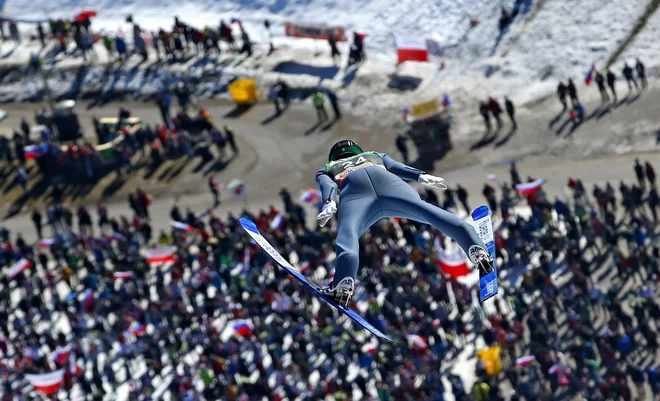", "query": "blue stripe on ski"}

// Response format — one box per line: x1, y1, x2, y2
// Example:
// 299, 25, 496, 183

471, 206, 499, 302
239, 217, 396, 344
